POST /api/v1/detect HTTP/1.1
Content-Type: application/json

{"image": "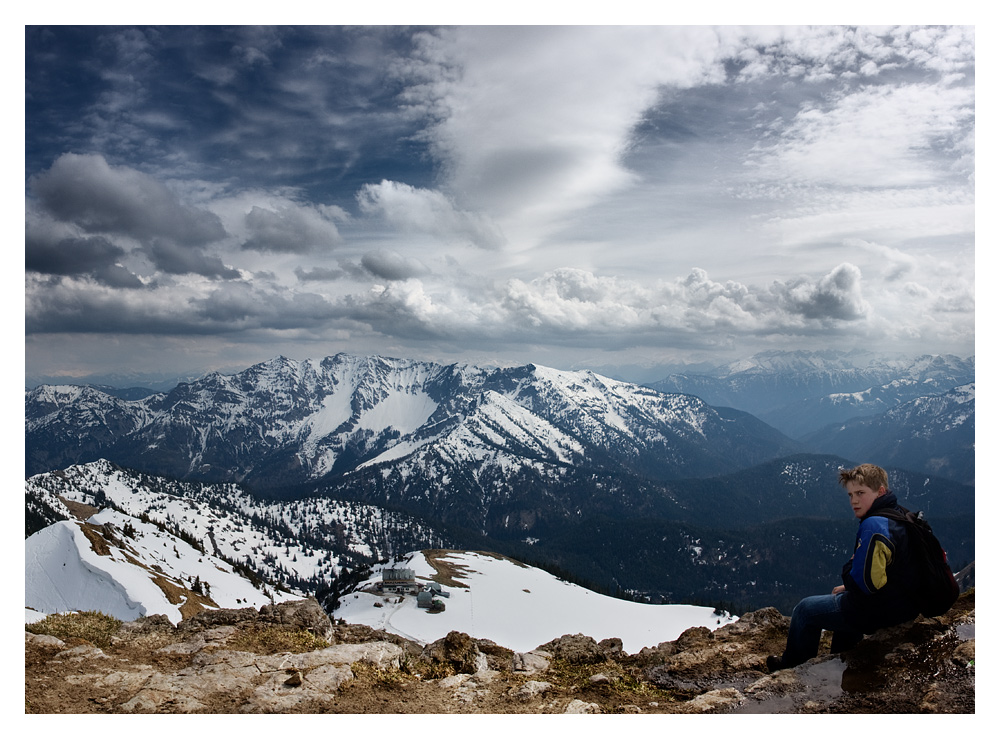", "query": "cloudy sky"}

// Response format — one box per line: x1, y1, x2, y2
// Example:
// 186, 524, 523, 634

24, 24, 975, 383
